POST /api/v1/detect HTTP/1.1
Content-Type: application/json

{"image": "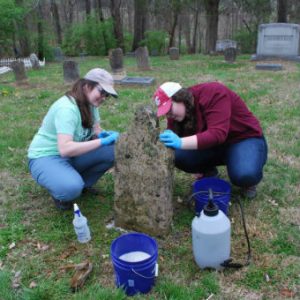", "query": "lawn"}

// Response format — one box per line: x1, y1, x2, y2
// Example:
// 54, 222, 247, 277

0, 54, 299, 300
